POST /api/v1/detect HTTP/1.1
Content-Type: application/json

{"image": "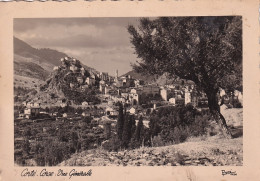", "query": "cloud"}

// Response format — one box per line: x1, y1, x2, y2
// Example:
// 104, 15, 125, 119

13, 17, 143, 75
15, 23, 132, 49
14, 17, 140, 33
